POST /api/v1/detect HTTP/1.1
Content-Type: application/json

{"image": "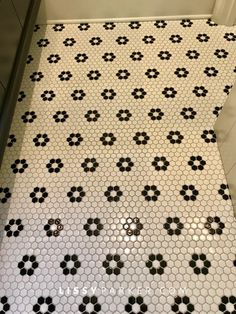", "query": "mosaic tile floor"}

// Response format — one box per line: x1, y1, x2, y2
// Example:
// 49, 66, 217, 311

0, 18, 236, 314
